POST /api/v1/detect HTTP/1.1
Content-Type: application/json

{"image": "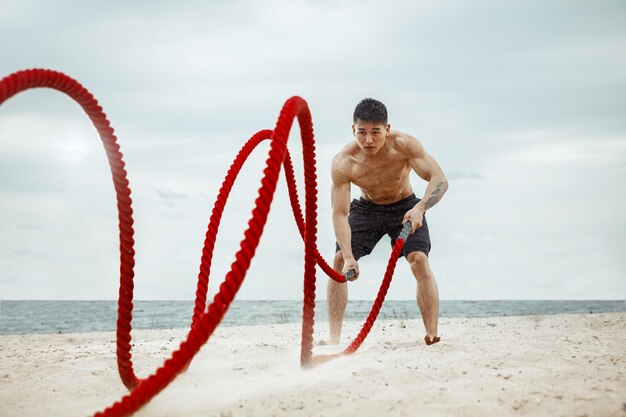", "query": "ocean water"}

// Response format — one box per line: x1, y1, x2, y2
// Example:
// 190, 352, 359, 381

0, 299, 623, 335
